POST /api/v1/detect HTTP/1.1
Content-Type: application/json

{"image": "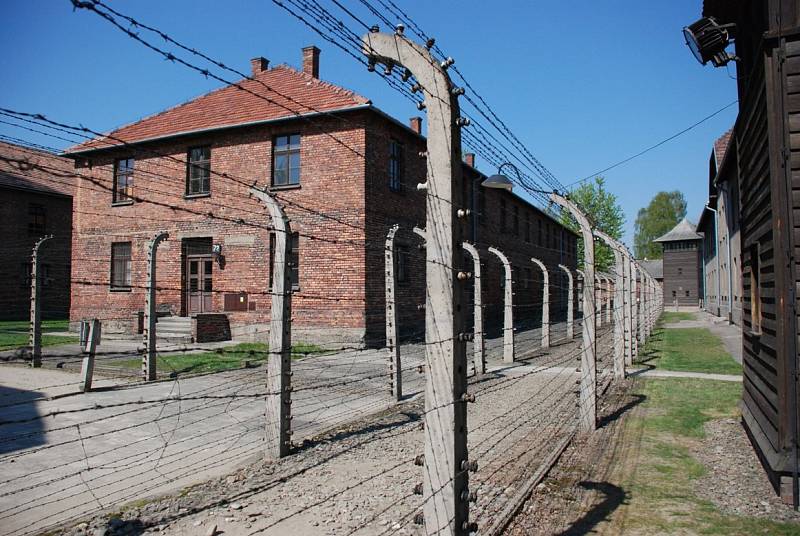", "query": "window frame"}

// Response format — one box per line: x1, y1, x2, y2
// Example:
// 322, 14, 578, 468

272, 134, 301, 188
113, 157, 135, 205
388, 138, 403, 192
186, 146, 211, 196
110, 241, 132, 291
269, 232, 300, 292
28, 203, 46, 236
